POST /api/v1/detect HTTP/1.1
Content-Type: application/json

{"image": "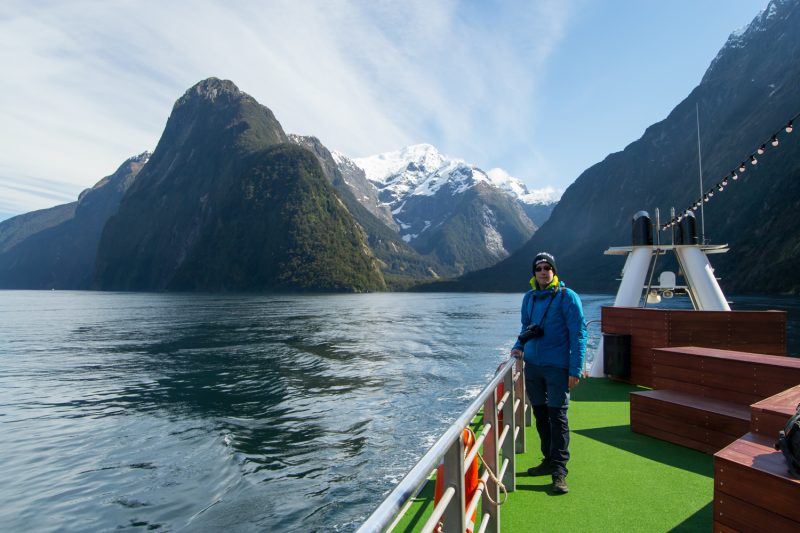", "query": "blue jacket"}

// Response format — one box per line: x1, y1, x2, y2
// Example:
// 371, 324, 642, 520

512, 281, 587, 377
